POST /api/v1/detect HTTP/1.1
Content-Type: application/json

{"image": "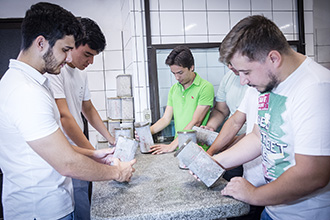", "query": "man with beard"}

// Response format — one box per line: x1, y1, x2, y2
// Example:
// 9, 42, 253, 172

0, 3, 136, 220
46, 18, 115, 220
210, 15, 330, 219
